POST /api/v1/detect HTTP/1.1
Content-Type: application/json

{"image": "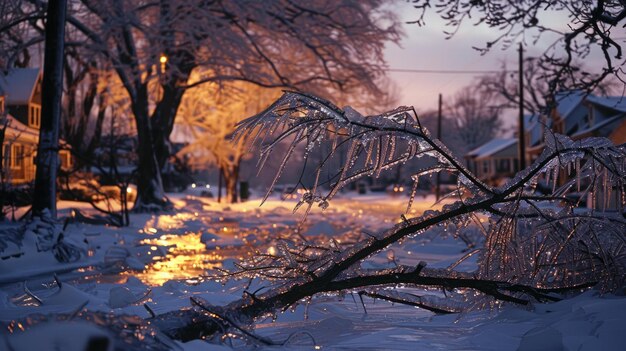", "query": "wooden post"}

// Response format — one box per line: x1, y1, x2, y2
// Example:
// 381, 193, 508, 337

436, 93, 442, 201
518, 43, 526, 171
32, 0, 67, 218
